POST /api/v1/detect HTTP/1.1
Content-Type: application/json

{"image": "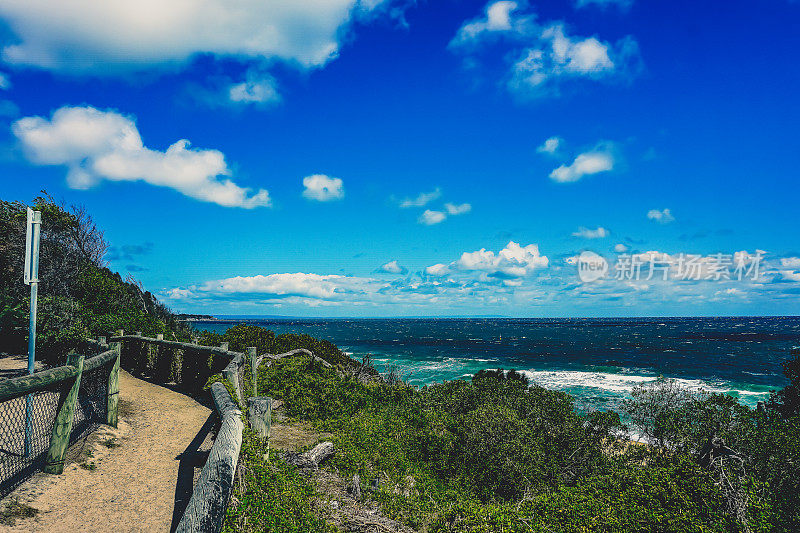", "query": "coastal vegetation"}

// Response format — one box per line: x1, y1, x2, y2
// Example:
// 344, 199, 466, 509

1, 196, 799, 531
0, 195, 189, 364
219, 328, 800, 532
